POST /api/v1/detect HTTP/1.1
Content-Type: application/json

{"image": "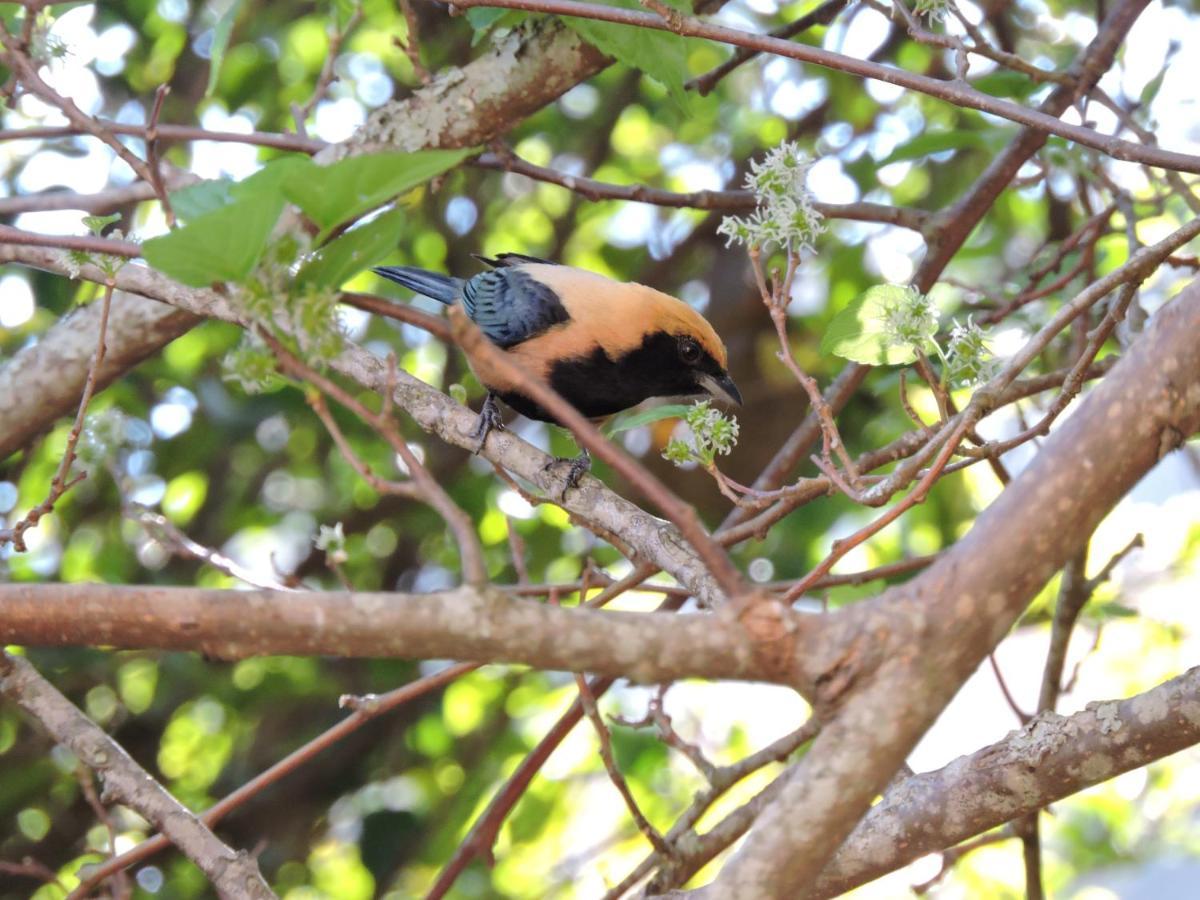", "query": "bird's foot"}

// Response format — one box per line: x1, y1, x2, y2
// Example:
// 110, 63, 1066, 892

544, 448, 591, 499
470, 393, 505, 454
